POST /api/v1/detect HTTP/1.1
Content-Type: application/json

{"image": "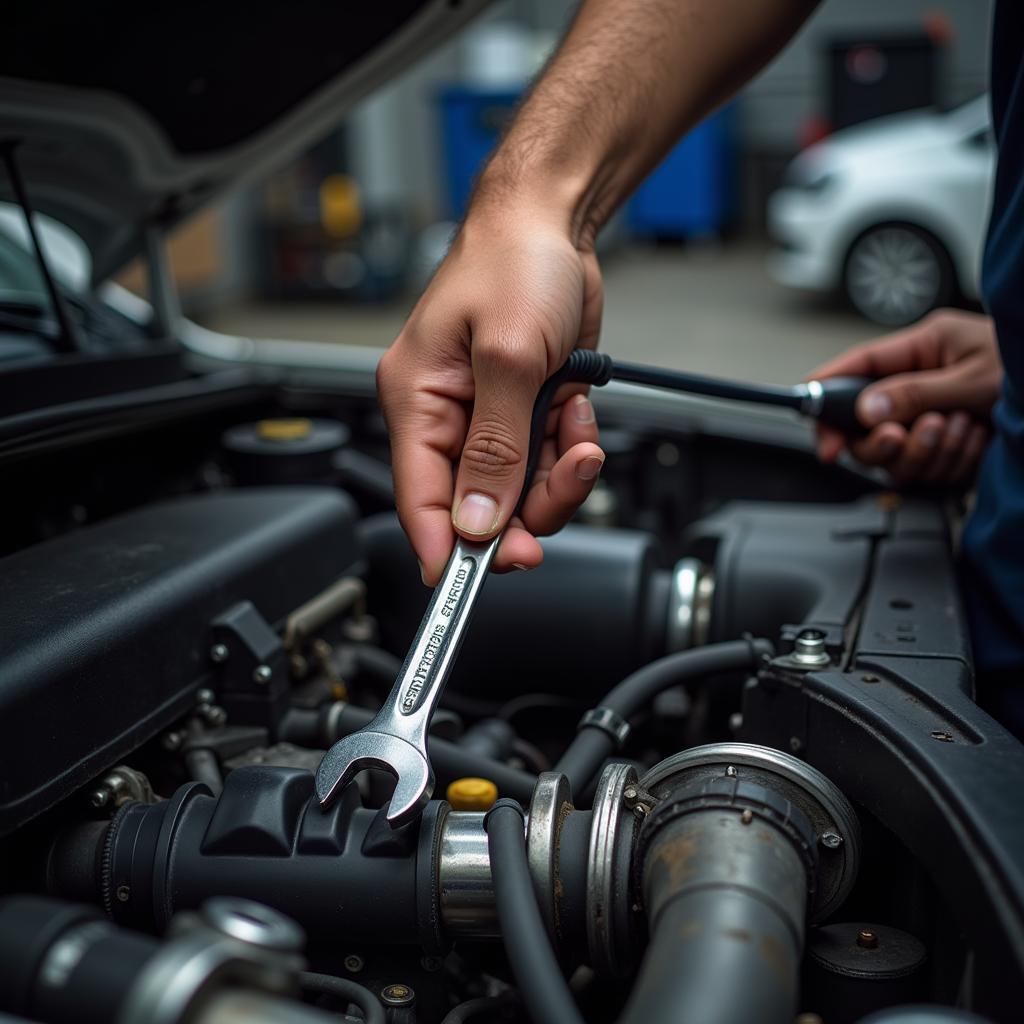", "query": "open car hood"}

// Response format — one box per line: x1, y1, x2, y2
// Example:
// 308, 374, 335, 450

0, 1, 488, 285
